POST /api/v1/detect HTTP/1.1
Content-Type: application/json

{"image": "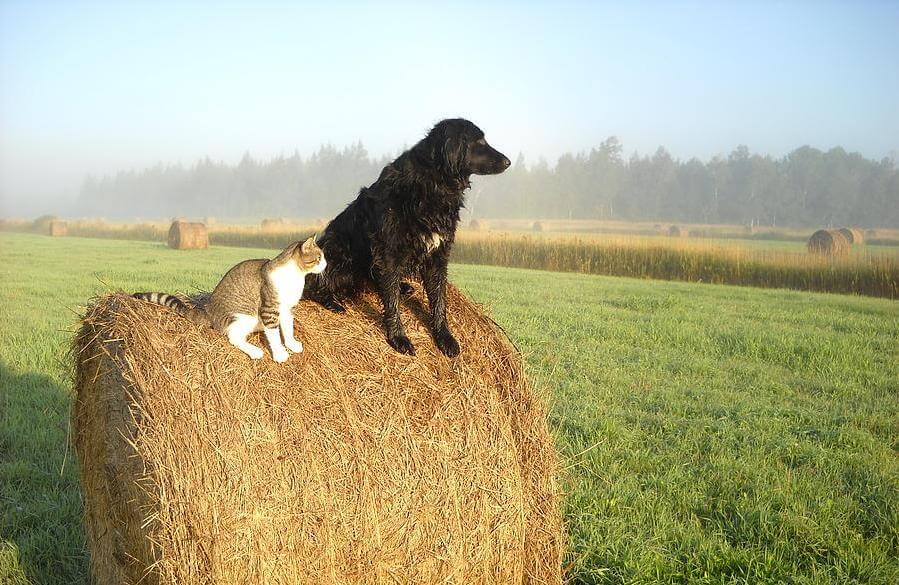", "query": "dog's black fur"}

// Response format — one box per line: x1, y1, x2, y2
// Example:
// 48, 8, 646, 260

306, 119, 510, 356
